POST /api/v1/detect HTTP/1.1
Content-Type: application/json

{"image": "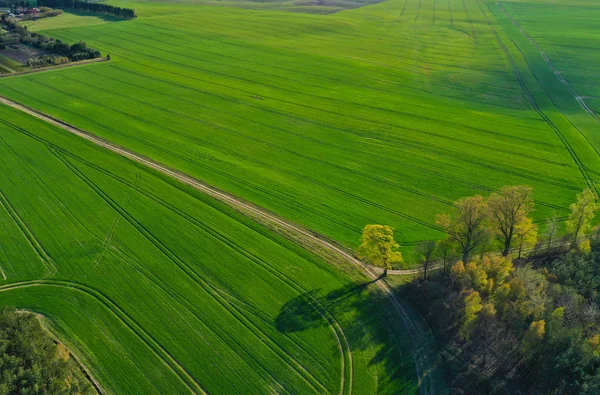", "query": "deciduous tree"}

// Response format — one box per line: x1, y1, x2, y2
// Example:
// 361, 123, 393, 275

357, 225, 403, 277
545, 213, 559, 250
487, 186, 534, 256
436, 195, 490, 263
523, 320, 545, 351
514, 217, 538, 259
566, 188, 598, 246
415, 240, 436, 280
436, 238, 456, 276
462, 291, 483, 339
